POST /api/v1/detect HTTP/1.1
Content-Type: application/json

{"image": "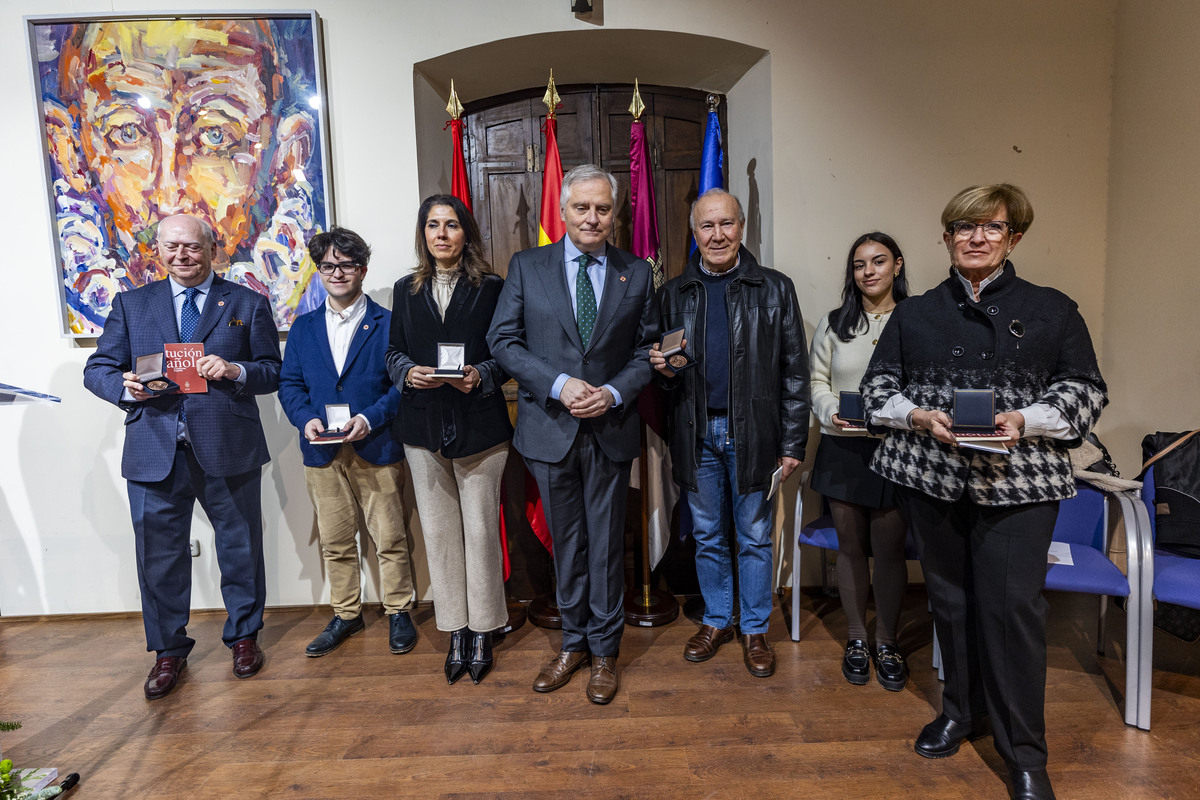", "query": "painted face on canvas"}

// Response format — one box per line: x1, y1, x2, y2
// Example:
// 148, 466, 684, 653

68, 20, 276, 273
